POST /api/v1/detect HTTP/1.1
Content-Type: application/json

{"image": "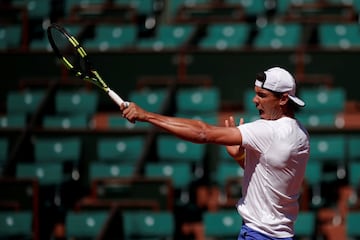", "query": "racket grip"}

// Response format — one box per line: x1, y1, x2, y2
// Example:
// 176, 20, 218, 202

108, 89, 129, 107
